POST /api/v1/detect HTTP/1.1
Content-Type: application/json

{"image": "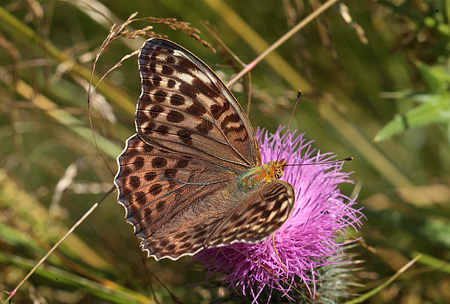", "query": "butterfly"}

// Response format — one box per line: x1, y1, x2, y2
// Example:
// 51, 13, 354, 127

114, 38, 295, 260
